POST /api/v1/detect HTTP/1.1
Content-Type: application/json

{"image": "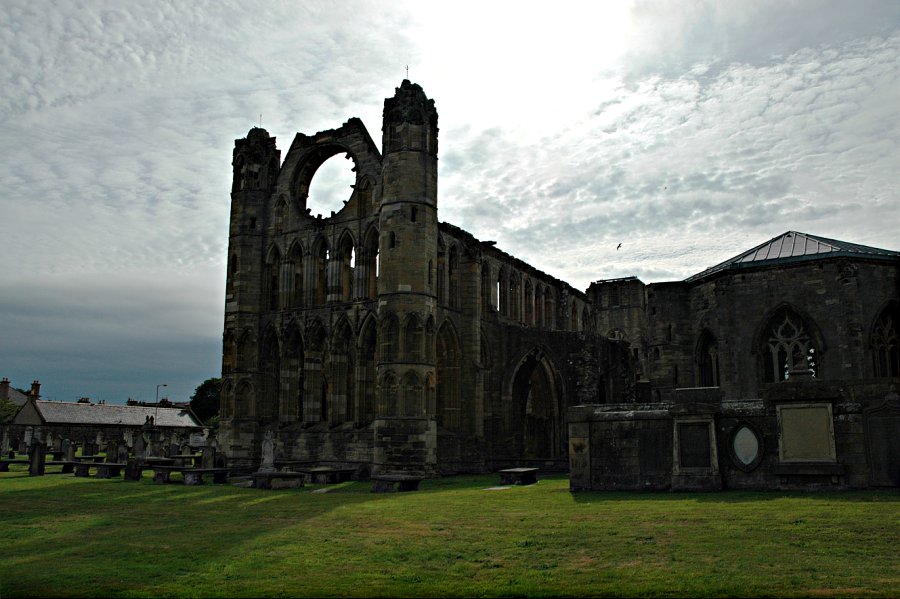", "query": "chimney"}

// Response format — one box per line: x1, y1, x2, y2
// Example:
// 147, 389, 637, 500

0, 377, 9, 400
29, 380, 41, 399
